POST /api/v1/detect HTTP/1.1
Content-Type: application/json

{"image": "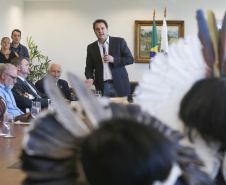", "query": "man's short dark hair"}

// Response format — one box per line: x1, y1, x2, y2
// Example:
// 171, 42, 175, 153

179, 77, 226, 144
11, 56, 26, 66
12, 29, 21, 36
93, 19, 108, 31
81, 119, 175, 185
